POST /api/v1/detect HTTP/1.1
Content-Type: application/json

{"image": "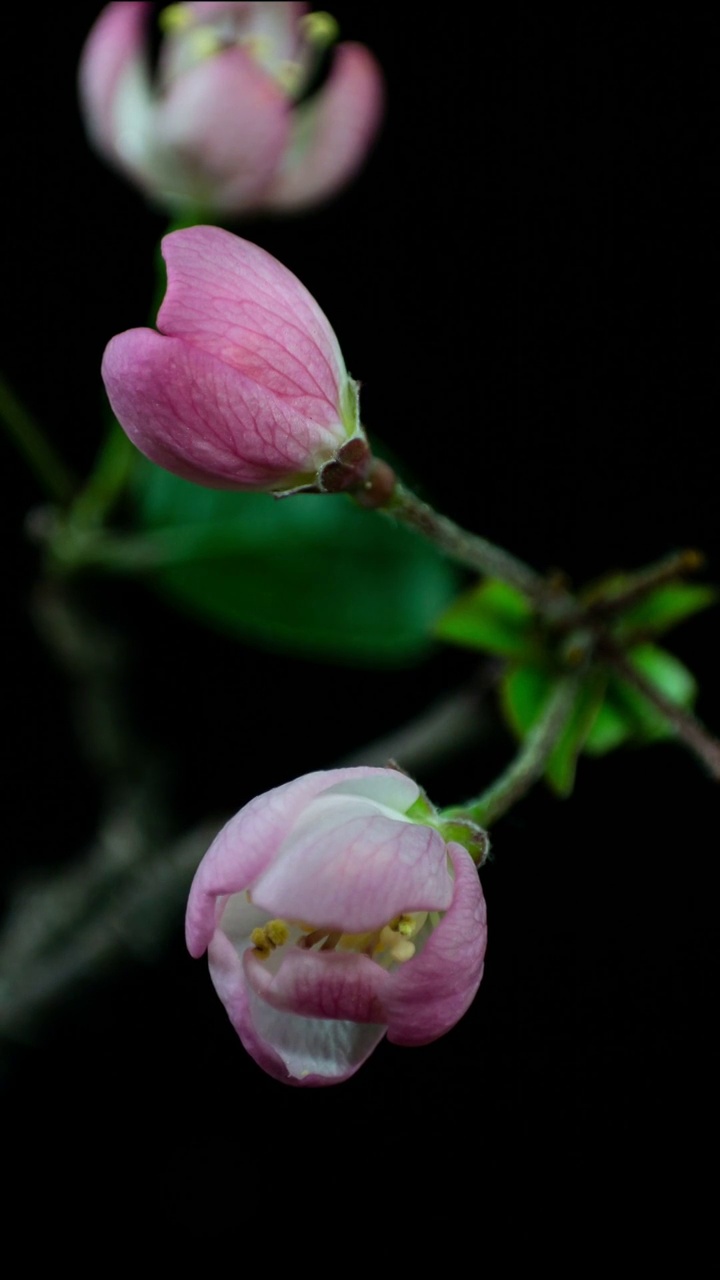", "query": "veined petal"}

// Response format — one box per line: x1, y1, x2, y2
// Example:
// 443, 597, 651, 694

150, 47, 290, 210
158, 227, 352, 429
244, 946, 390, 1023
78, 0, 153, 159
247, 988, 386, 1084
319, 771, 421, 812
252, 812, 453, 932
386, 844, 488, 1046
186, 768, 397, 956
266, 43, 384, 211
101, 327, 345, 489
210, 931, 385, 1084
